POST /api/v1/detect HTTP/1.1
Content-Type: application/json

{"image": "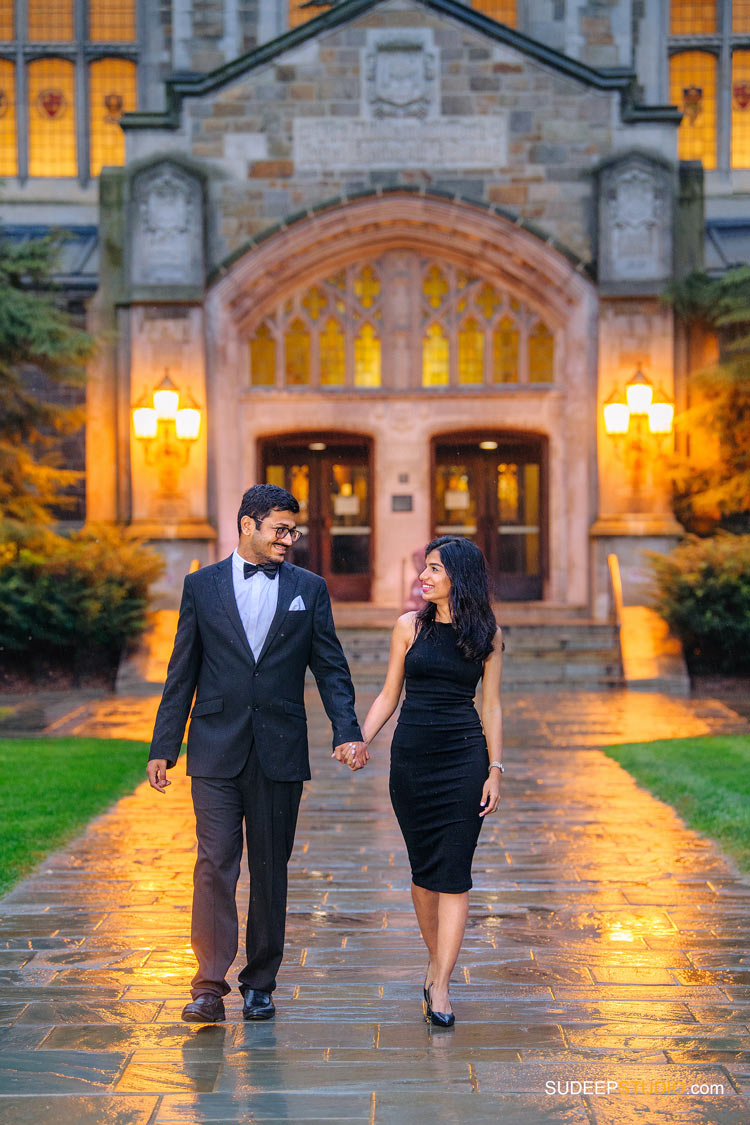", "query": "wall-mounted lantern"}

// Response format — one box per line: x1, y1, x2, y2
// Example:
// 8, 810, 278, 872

603, 368, 674, 439
132, 370, 202, 466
